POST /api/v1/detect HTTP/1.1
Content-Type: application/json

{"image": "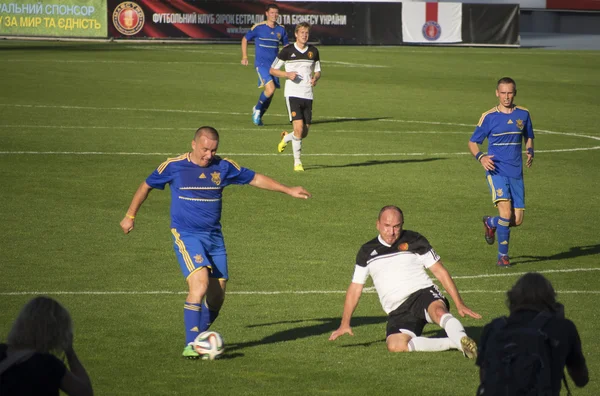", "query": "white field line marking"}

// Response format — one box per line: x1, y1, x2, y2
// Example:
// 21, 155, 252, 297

1, 58, 387, 68
1, 268, 598, 296
0, 104, 598, 154
0, 125, 469, 134
0, 290, 599, 296
2, 148, 598, 156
